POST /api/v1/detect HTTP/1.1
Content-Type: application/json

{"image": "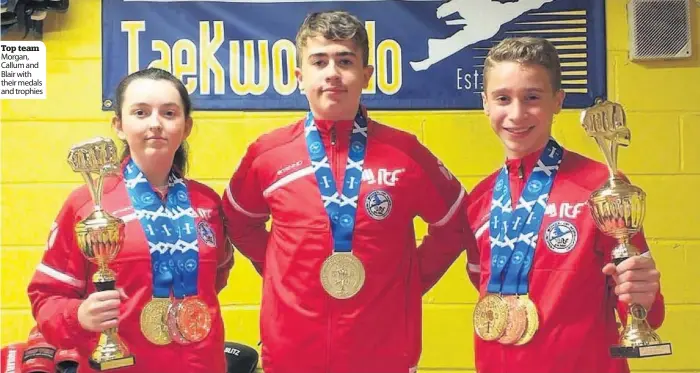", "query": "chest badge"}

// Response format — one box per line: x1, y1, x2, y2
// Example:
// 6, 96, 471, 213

544, 220, 578, 254
197, 221, 217, 248
365, 190, 392, 220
